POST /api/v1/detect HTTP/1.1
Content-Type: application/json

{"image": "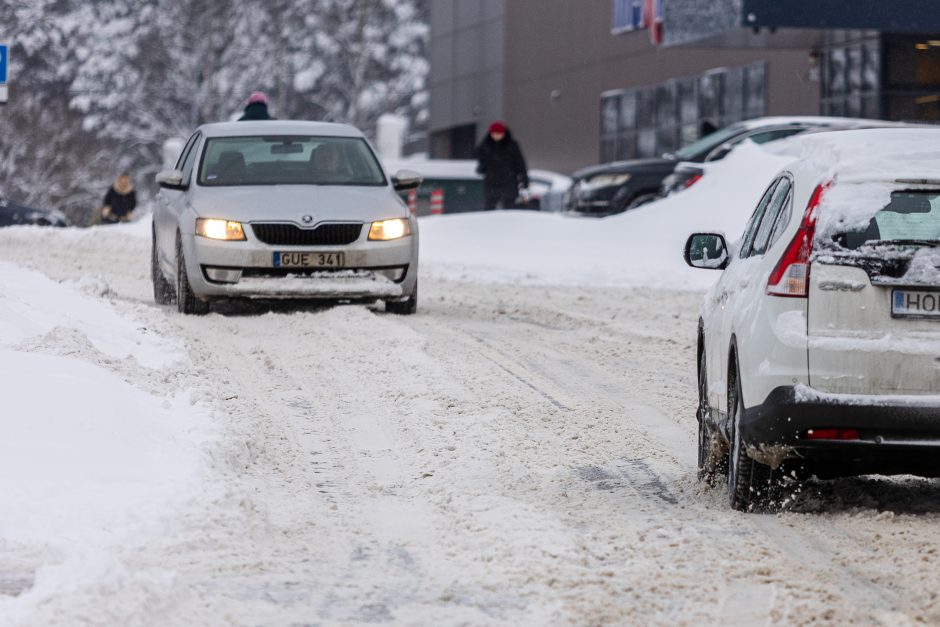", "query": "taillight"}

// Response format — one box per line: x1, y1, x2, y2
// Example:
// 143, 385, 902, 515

766, 182, 830, 298
683, 173, 703, 189
806, 428, 860, 441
